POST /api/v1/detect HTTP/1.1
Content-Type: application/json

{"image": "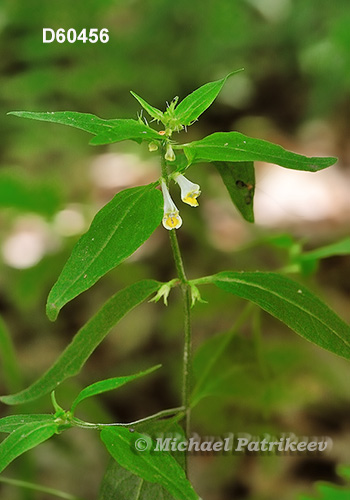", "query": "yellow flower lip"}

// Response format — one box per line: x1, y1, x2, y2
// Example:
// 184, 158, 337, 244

183, 193, 199, 207
162, 212, 182, 230
160, 179, 182, 230
174, 173, 201, 207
